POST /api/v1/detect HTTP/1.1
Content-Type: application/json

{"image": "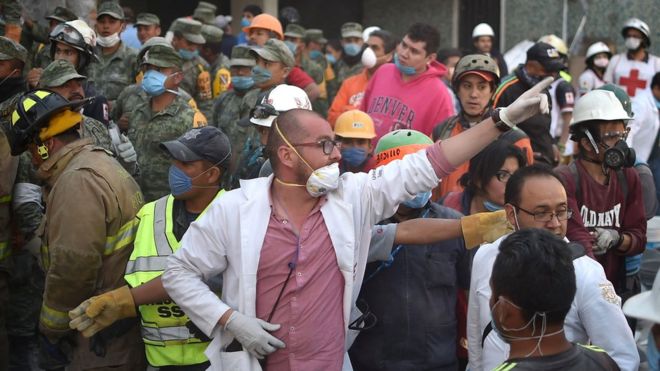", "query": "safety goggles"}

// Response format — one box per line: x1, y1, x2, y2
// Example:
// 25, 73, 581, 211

50, 23, 85, 47
601, 127, 630, 142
